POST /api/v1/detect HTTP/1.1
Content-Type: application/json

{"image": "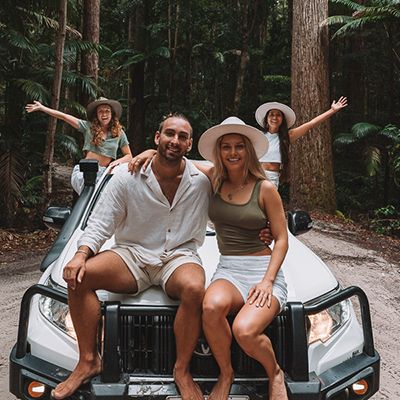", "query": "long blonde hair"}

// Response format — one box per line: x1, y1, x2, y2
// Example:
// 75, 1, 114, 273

211, 134, 266, 193
90, 115, 123, 147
